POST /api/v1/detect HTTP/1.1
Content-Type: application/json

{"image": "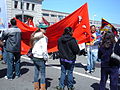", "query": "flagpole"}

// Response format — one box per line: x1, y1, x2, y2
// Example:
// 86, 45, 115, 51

21, 0, 24, 22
